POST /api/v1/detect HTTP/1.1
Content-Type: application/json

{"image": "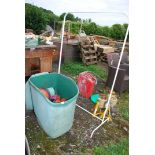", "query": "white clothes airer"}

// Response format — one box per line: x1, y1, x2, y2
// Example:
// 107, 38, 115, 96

58, 12, 129, 138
